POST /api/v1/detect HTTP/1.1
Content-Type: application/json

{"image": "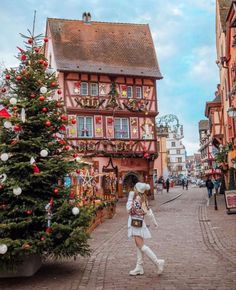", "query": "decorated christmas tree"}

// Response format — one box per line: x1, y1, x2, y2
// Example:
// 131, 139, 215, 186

0, 31, 93, 271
